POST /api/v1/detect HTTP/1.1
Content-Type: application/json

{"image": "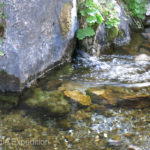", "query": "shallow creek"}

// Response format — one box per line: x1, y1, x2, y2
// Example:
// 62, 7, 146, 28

0, 48, 150, 150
